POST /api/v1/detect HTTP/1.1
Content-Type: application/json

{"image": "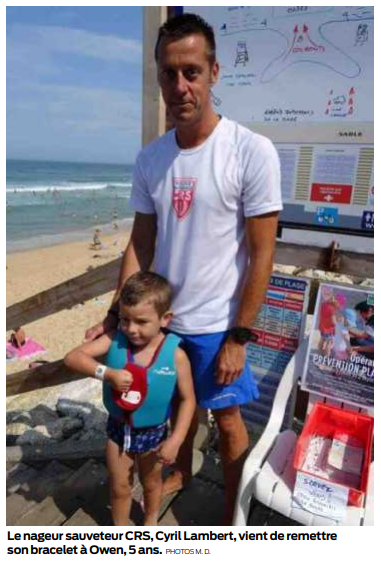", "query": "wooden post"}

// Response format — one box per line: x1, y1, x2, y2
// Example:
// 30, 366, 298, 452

142, 7, 167, 147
